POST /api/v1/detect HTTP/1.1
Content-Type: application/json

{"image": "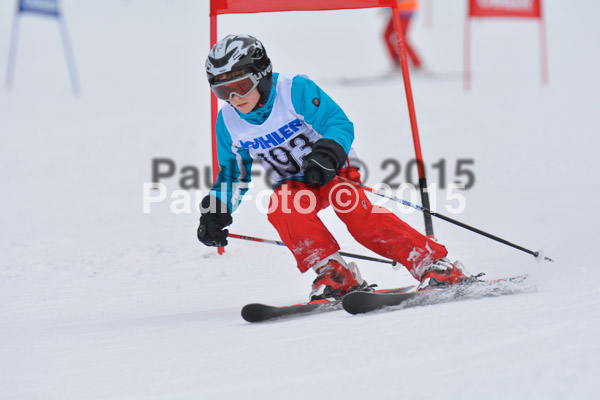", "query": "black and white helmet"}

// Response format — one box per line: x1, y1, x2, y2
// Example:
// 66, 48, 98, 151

206, 34, 273, 101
